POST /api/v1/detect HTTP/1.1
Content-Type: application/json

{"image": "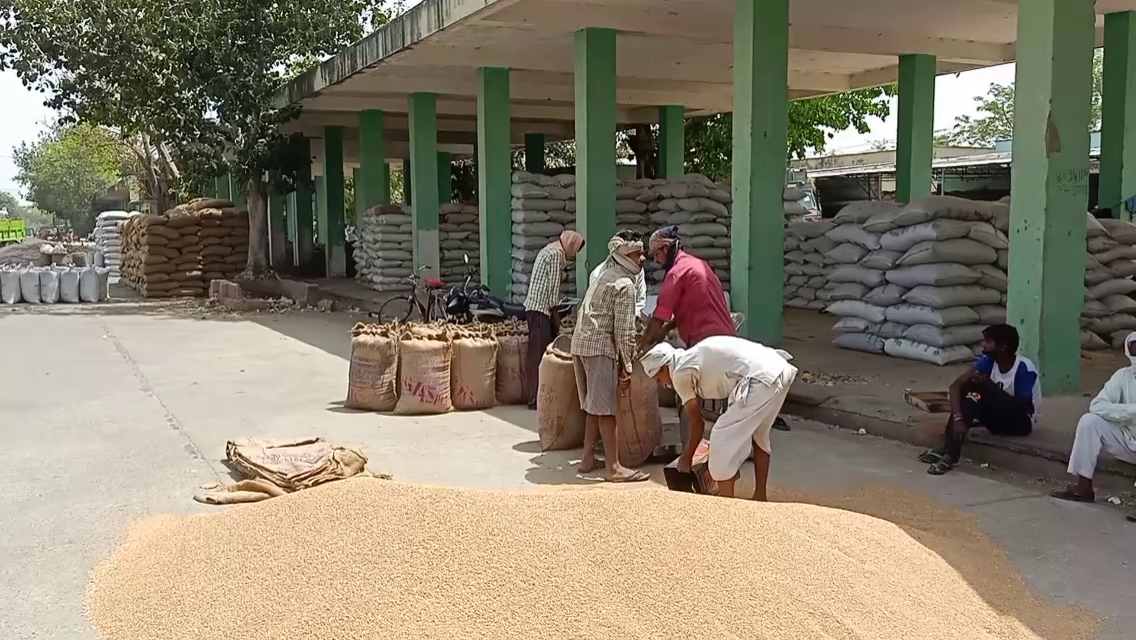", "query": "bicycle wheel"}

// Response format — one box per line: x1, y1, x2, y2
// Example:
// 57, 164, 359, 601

426, 291, 449, 322
374, 296, 416, 324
